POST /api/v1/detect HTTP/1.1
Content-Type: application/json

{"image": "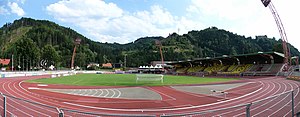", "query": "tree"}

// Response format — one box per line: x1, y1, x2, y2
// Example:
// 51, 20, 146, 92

272, 43, 283, 53
15, 37, 40, 70
41, 44, 59, 67
230, 47, 237, 55
75, 52, 87, 68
